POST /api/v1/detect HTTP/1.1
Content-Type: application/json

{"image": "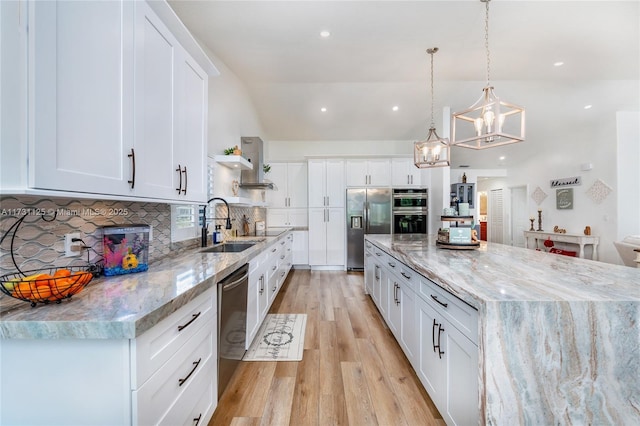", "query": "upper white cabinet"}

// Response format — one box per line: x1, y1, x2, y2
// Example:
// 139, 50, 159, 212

265, 162, 307, 208
345, 159, 390, 187
134, 1, 208, 202
28, 0, 135, 196
391, 158, 422, 187
2, 0, 215, 203
308, 159, 345, 207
